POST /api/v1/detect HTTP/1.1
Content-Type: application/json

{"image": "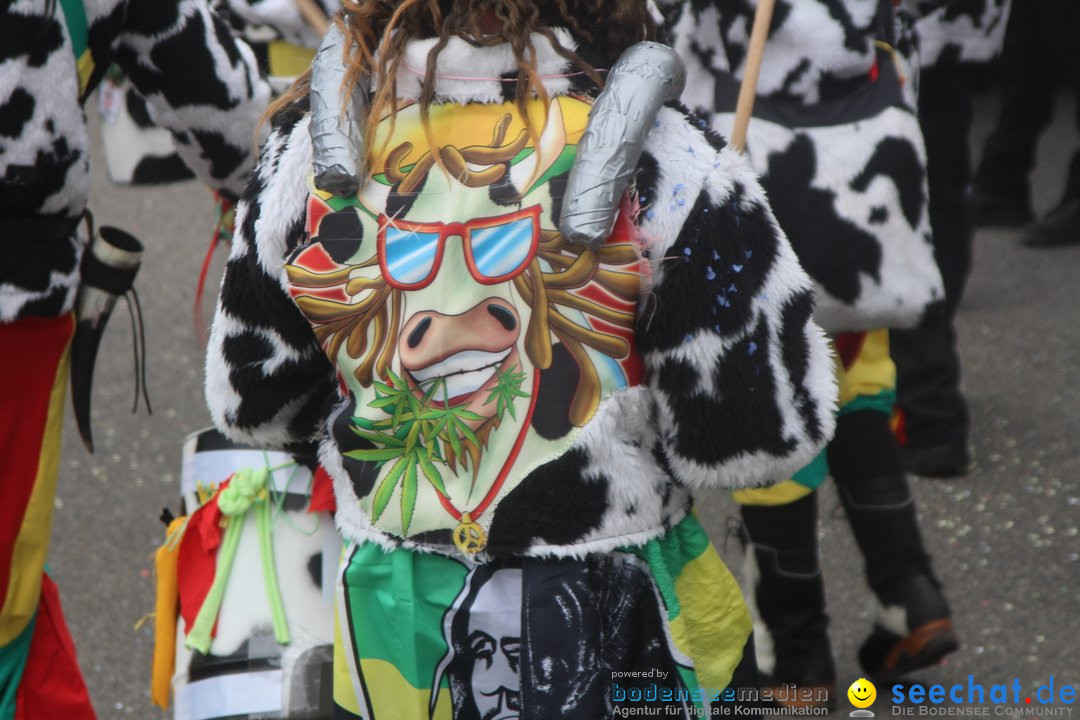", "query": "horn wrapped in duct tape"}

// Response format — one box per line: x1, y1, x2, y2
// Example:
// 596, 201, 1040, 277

310, 22, 367, 197
559, 42, 686, 250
